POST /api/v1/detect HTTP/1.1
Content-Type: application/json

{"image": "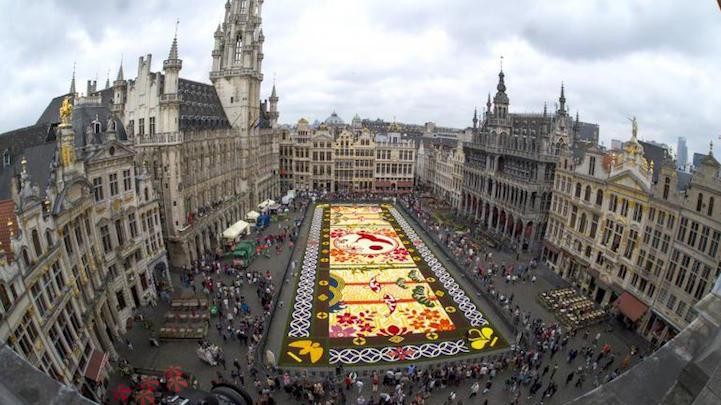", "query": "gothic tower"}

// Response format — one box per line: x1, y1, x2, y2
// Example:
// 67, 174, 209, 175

210, 0, 265, 131
161, 31, 182, 133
